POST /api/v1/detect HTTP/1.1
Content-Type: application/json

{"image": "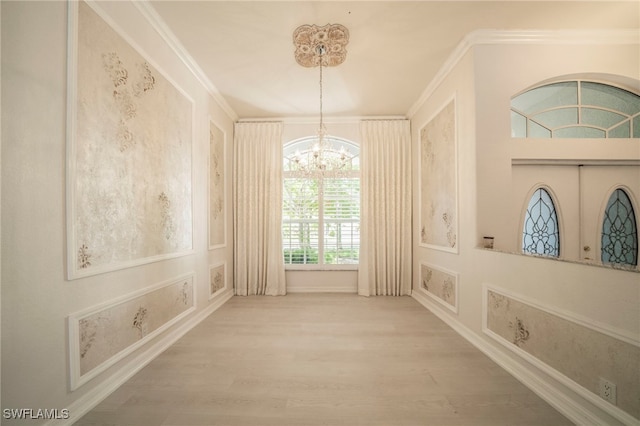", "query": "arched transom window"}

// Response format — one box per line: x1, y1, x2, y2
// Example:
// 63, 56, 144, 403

511, 80, 640, 138
282, 136, 360, 268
